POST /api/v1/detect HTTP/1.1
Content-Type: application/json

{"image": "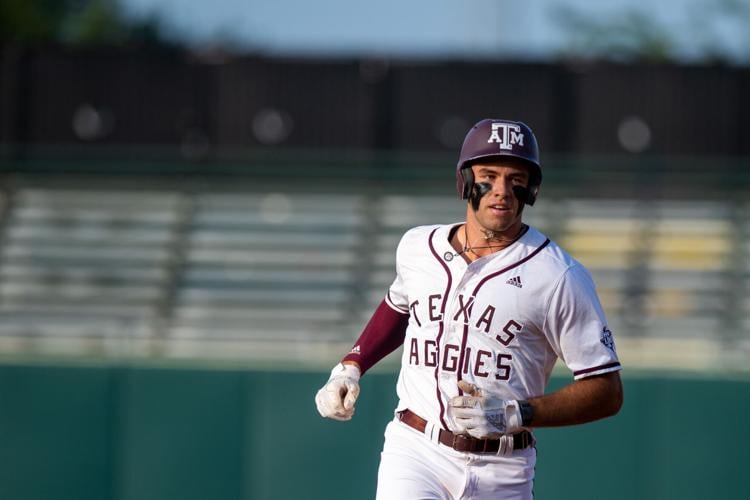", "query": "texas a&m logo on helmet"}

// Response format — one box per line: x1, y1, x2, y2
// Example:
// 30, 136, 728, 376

487, 122, 525, 151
